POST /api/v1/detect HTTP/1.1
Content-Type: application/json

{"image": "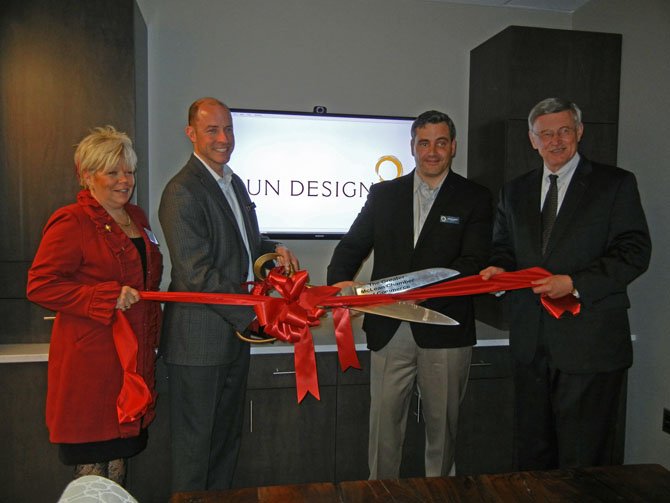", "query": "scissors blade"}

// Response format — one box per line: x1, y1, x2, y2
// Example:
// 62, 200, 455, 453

352, 302, 459, 325
339, 267, 461, 325
351, 267, 460, 296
